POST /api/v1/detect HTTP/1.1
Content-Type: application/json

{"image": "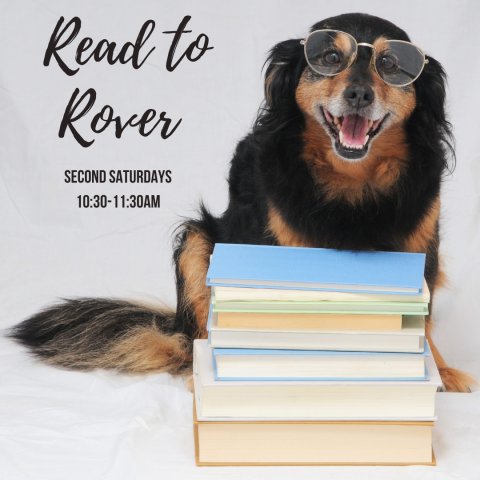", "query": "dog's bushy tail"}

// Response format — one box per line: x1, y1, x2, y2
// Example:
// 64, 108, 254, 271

7, 298, 192, 375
